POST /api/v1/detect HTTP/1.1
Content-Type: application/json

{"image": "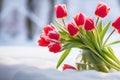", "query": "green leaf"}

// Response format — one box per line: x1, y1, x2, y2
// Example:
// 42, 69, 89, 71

55, 20, 66, 32
79, 27, 86, 36
106, 47, 120, 65
100, 21, 111, 41
83, 34, 95, 49
85, 31, 100, 50
97, 20, 102, 33
86, 31, 94, 40
56, 49, 71, 69
59, 31, 70, 40
107, 40, 120, 46
93, 29, 101, 47
61, 40, 84, 51
96, 20, 102, 47
107, 46, 114, 54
